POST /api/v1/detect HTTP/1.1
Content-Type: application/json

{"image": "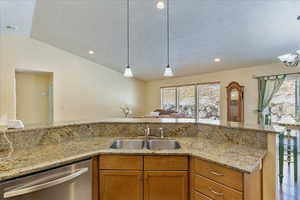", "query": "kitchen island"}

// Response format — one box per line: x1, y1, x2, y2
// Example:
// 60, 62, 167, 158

0, 118, 283, 200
